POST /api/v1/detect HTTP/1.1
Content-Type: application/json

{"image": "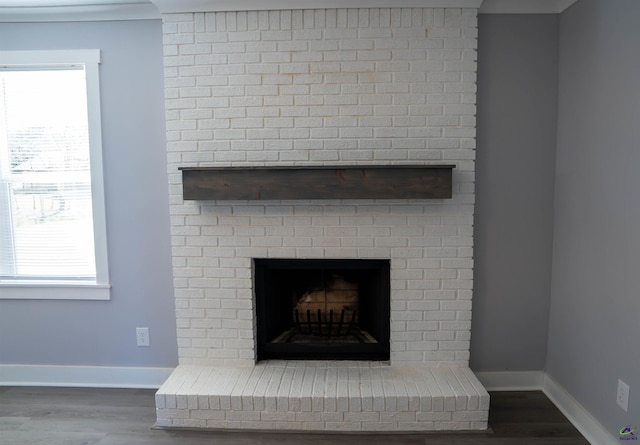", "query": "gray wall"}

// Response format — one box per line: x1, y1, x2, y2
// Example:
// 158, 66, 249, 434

0, 20, 178, 368
0, 15, 563, 374
547, 0, 640, 435
471, 14, 558, 372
